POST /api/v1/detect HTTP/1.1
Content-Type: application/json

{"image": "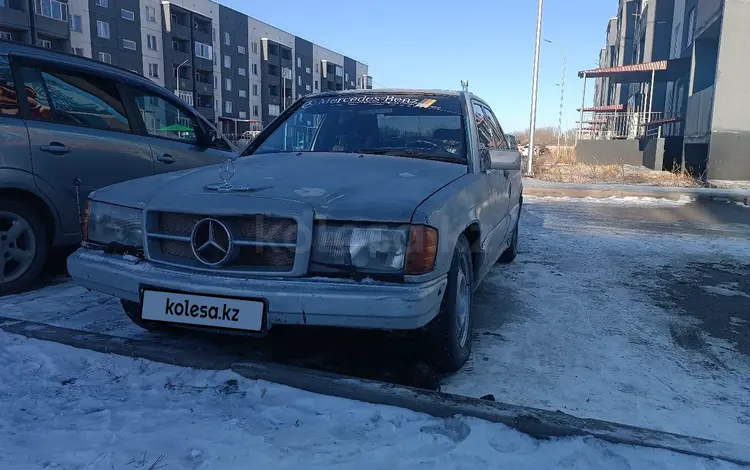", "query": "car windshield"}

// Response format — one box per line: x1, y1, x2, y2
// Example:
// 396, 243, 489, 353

250, 94, 467, 163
